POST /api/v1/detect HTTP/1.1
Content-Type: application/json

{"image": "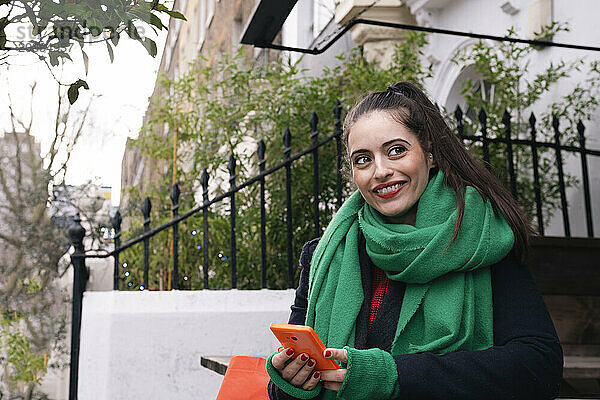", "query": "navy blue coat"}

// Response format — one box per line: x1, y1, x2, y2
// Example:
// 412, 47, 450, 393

268, 236, 563, 399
